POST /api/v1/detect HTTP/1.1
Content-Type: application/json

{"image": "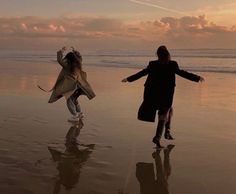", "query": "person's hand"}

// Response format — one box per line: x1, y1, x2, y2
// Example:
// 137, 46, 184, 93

122, 78, 128, 83
71, 46, 81, 55
61, 46, 67, 52
199, 76, 205, 82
